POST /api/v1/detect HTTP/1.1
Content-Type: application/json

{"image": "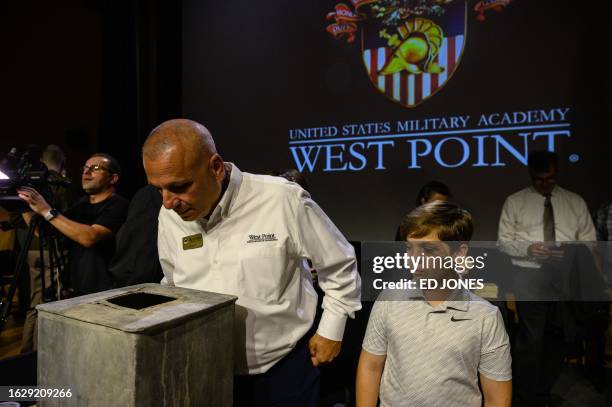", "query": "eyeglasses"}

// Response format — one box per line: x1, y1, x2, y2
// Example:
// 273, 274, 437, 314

81, 164, 110, 174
